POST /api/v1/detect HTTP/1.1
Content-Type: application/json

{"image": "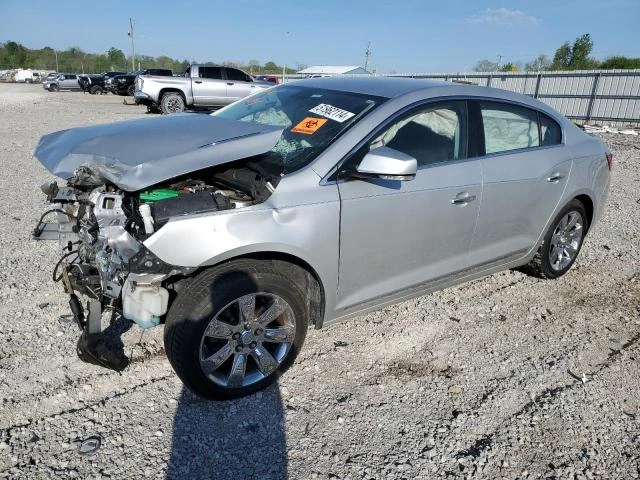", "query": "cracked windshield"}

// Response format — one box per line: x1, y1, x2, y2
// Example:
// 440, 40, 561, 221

214, 85, 386, 172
